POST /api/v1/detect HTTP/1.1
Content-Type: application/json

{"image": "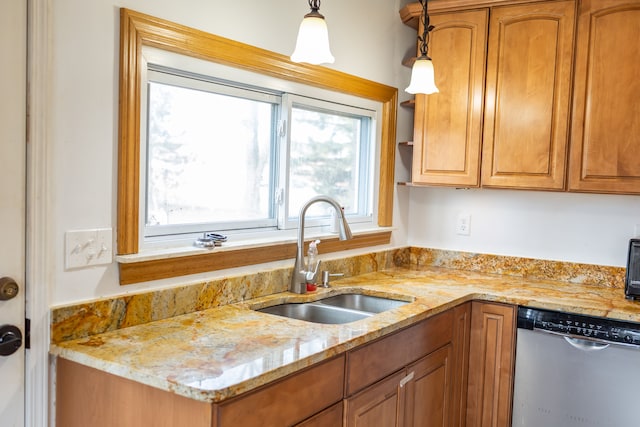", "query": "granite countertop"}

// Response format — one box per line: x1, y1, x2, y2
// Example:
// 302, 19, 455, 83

50, 264, 640, 404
